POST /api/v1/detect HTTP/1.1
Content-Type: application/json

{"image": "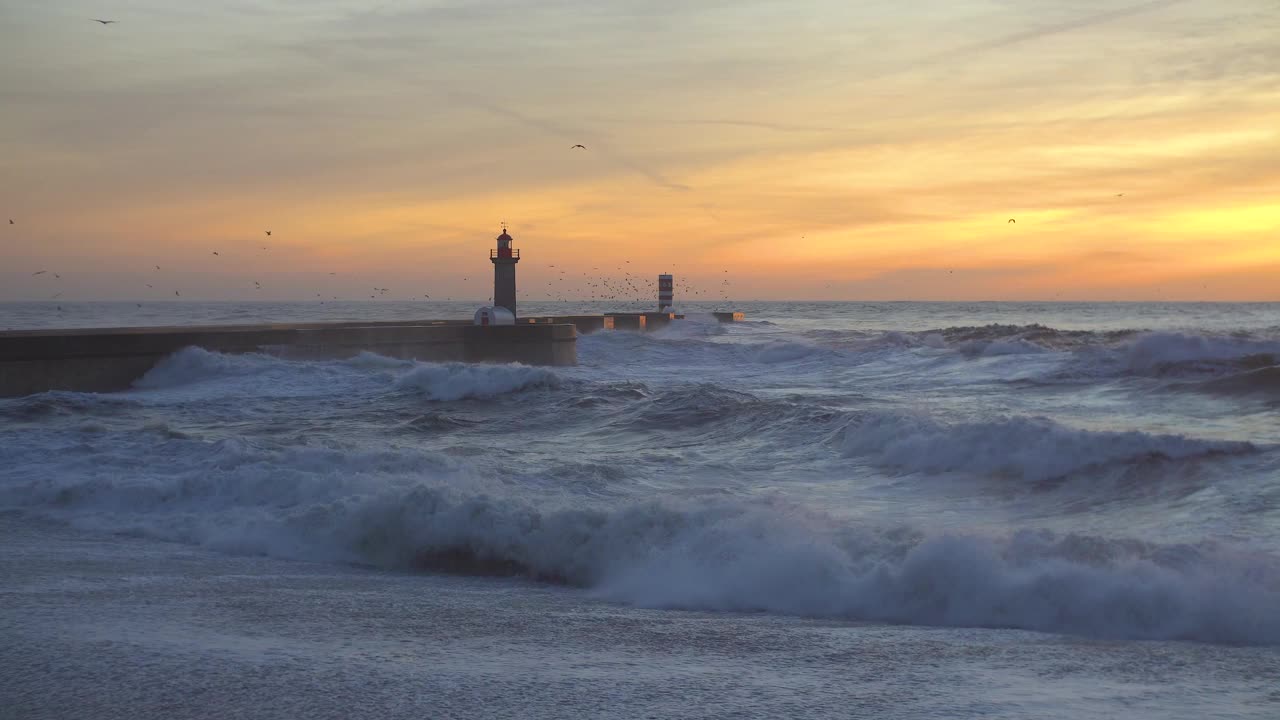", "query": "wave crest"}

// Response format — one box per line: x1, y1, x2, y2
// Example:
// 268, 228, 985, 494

393, 363, 560, 401
9, 467, 1277, 645
834, 413, 1253, 481
133, 347, 278, 389
1124, 332, 1279, 375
